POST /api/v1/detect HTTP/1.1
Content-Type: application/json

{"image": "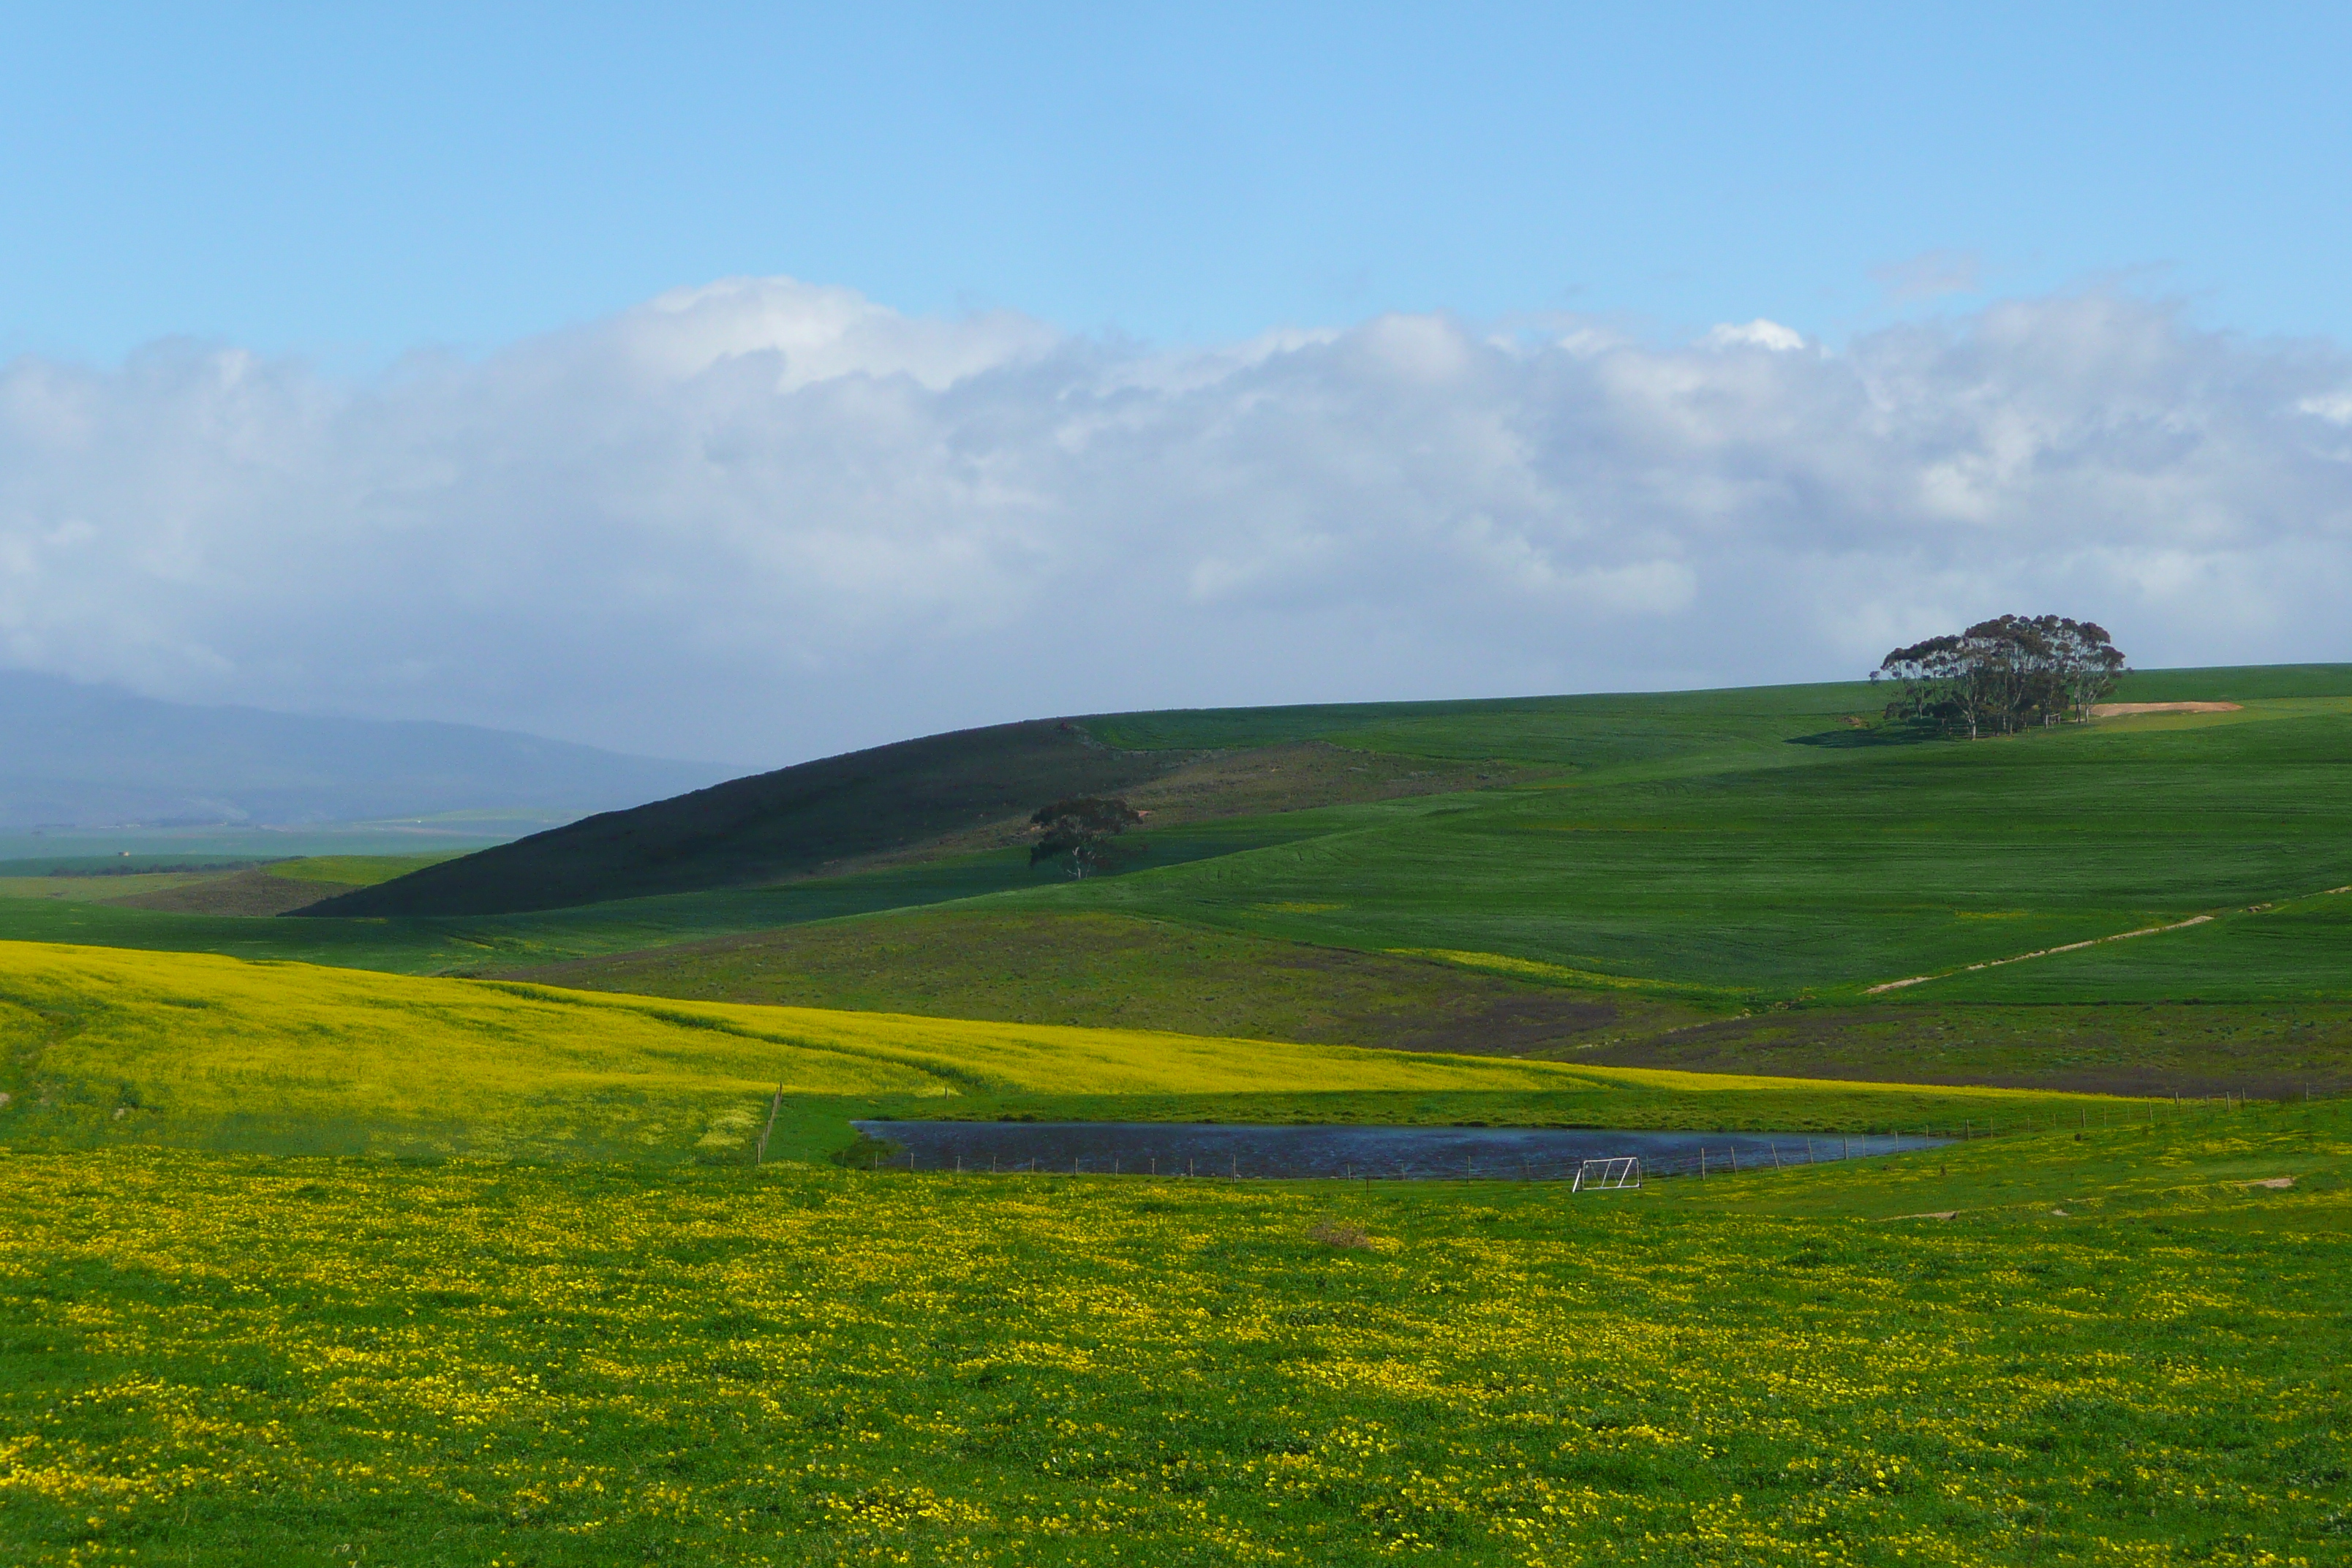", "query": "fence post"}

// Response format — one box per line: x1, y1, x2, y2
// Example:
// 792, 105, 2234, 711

754, 1083, 784, 1166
